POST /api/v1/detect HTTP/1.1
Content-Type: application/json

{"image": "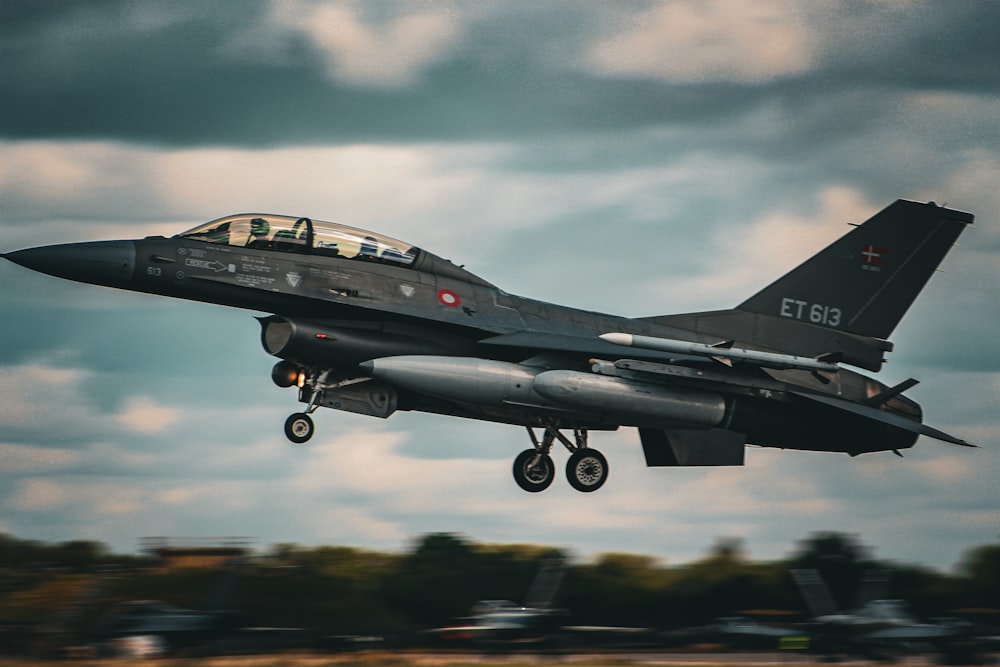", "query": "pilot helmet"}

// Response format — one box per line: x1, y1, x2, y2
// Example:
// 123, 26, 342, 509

250, 217, 270, 237
360, 235, 378, 256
